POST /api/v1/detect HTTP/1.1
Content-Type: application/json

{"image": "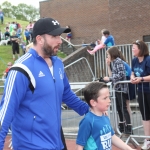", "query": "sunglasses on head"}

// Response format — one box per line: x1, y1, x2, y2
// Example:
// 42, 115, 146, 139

136, 40, 140, 45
